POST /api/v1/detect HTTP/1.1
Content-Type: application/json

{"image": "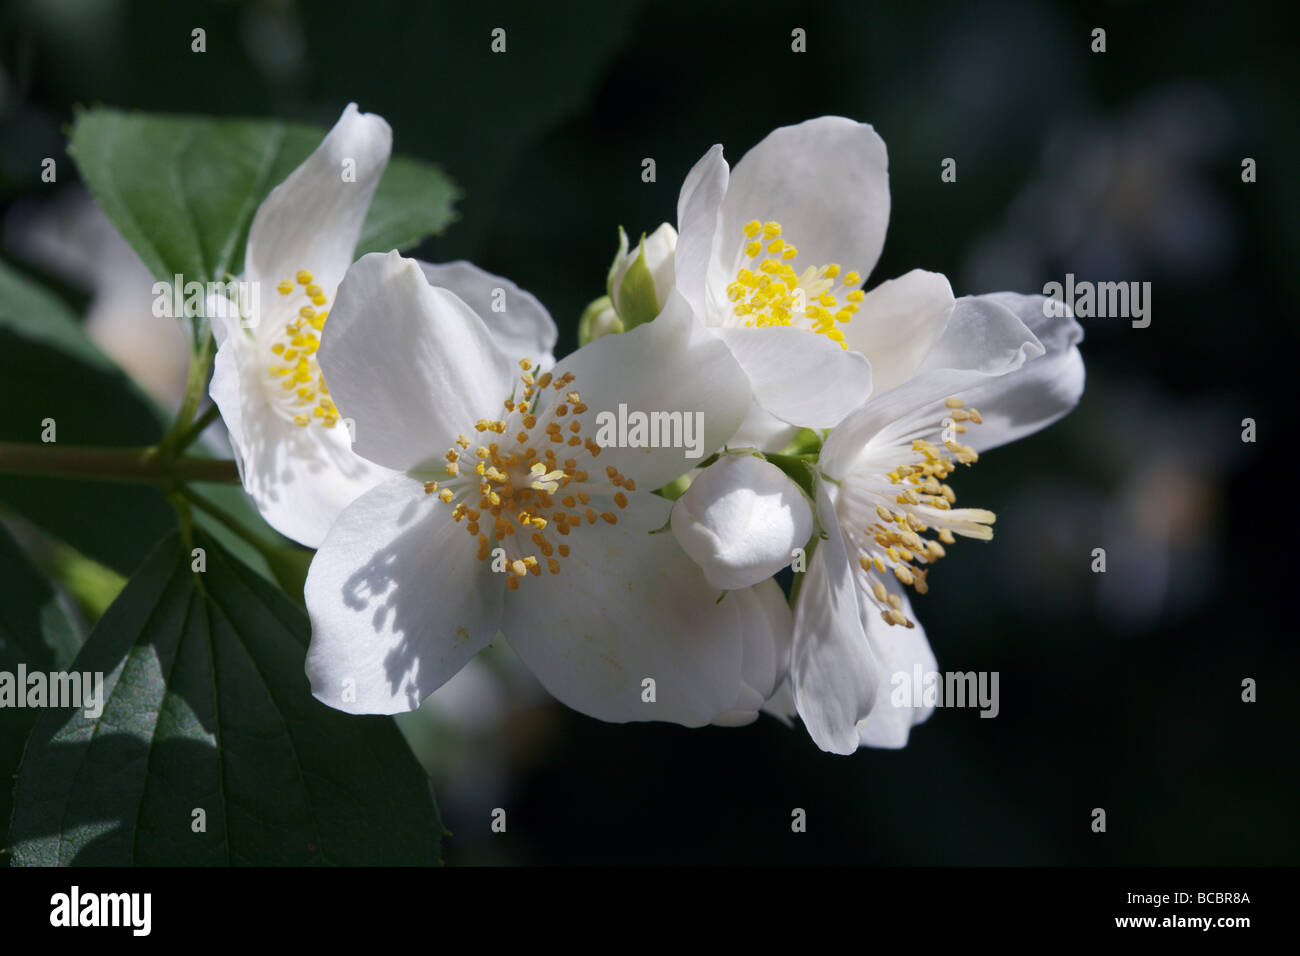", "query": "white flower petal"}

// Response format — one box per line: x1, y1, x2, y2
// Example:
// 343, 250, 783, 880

840, 269, 955, 394
761, 678, 798, 725
500, 492, 747, 726
318, 251, 514, 472
855, 587, 938, 749
205, 291, 244, 349
210, 324, 393, 548
709, 117, 890, 319
232, 399, 391, 549
913, 293, 1044, 379
245, 103, 391, 295
555, 289, 750, 489
791, 481, 880, 754
208, 328, 246, 477
712, 577, 794, 727
949, 293, 1085, 453
674, 144, 729, 318
729, 400, 799, 452
820, 294, 1043, 476
714, 326, 873, 429
417, 259, 557, 371
670, 454, 812, 591
305, 472, 503, 714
